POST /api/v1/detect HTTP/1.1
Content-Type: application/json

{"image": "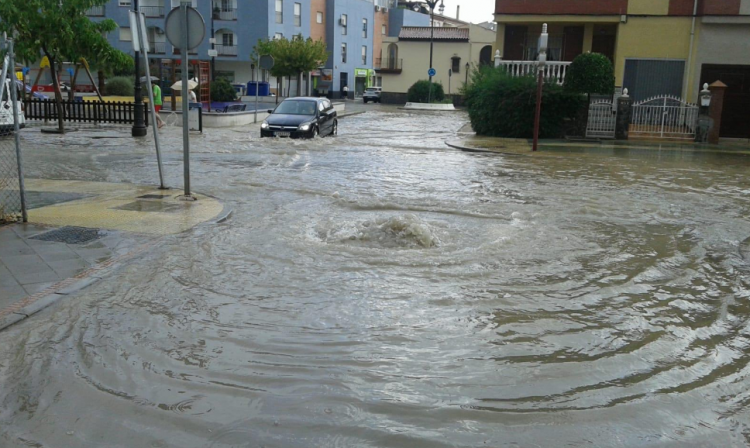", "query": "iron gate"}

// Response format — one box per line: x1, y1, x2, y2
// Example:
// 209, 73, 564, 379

586, 100, 617, 139
630, 95, 699, 139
